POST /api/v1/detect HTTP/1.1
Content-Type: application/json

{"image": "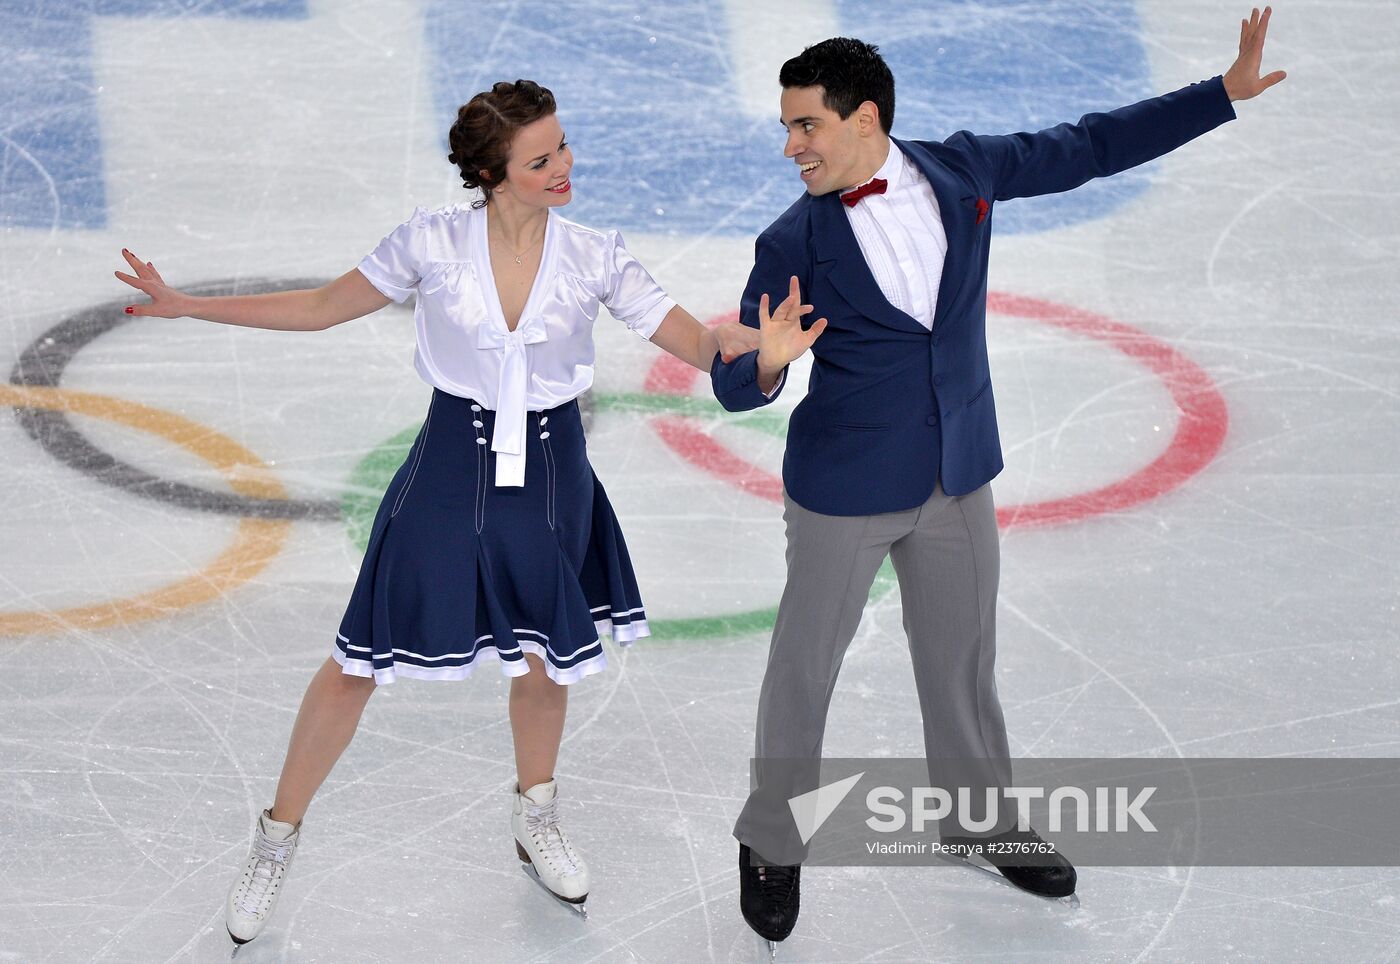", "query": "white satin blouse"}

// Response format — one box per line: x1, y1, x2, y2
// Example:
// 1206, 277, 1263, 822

356, 203, 676, 486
